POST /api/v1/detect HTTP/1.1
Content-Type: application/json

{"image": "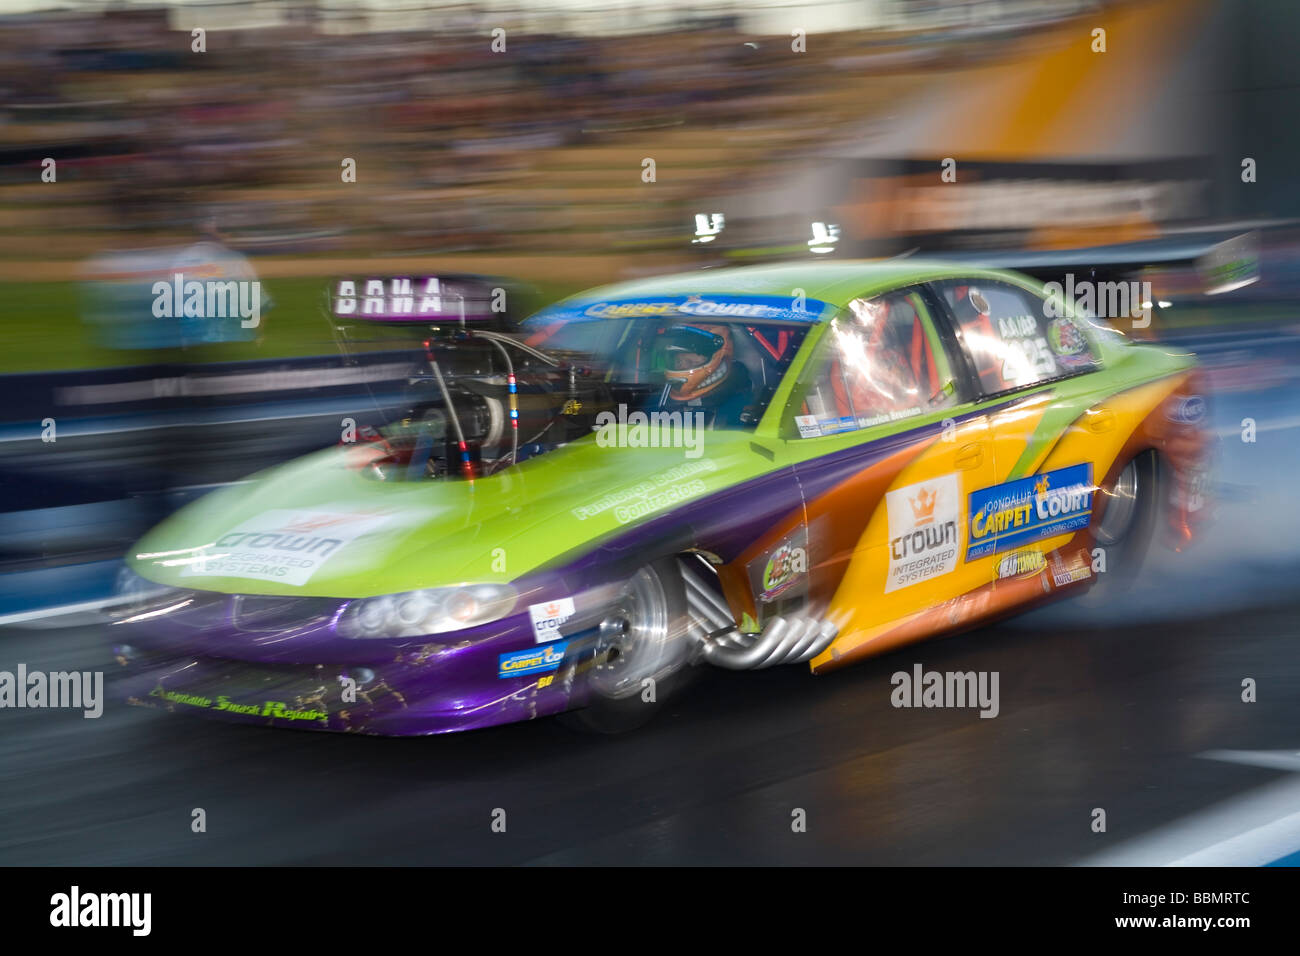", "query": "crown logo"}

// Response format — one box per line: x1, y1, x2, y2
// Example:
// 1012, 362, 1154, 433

1034, 476, 1051, 495
910, 488, 938, 524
